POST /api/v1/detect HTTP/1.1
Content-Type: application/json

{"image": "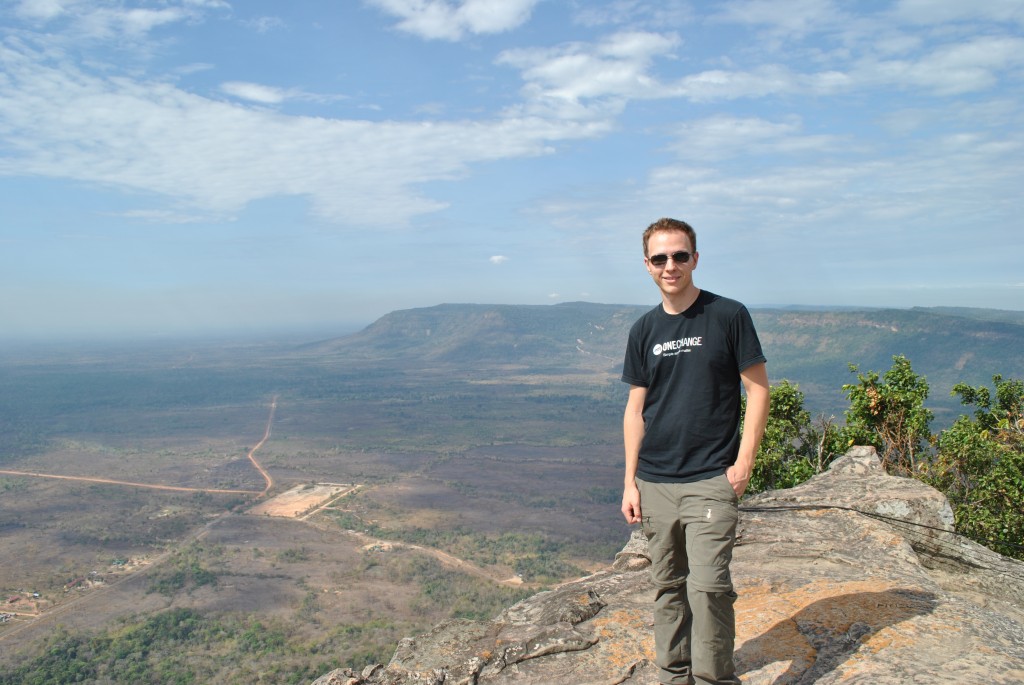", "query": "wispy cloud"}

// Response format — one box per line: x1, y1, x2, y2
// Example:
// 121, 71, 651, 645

243, 15, 286, 34
497, 31, 680, 118
641, 125, 1024, 246
13, 0, 66, 21
220, 81, 289, 104
367, 0, 541, 41
0, 41, 597, 225
852, 36, 1024, 96
10, 0, 227, 42
574, 1, 695, 29
710, 0, 850, 38
218, 82, 351, 106
893, 0, 1024, 25
668, 116, 845, 160
116, 209, 209, 224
